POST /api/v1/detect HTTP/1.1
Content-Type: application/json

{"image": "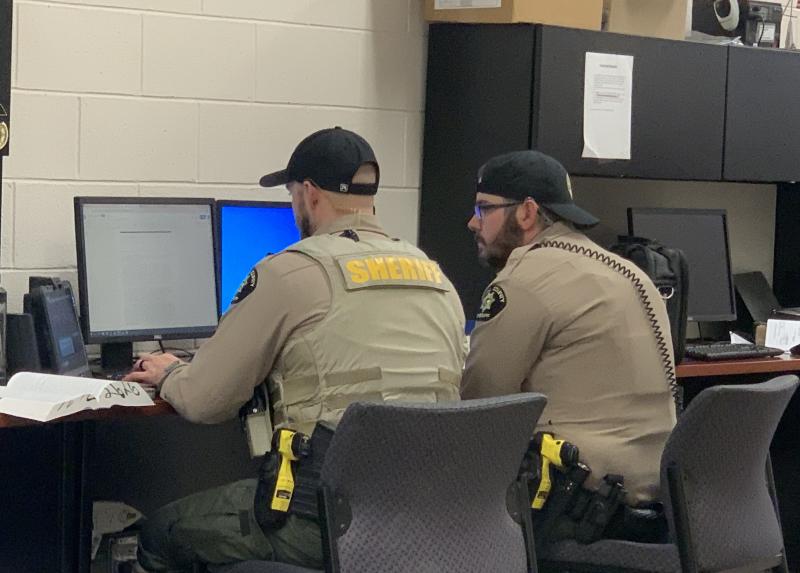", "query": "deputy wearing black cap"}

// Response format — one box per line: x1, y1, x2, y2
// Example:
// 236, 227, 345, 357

128, 128, 466, 572
462, 150, 676, 543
